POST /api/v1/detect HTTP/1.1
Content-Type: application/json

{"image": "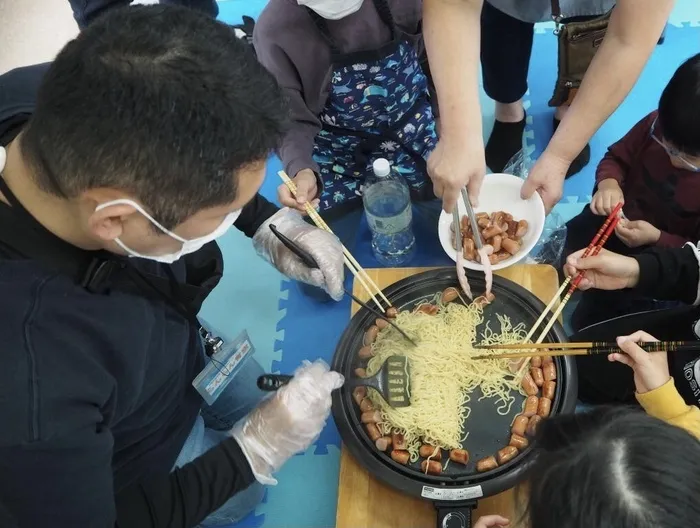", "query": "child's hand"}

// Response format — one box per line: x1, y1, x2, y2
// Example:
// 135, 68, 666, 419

277, 169, 320, 214
590, 179, 624, 216
615, 219, 660, 248
473, 515, 510, 528
609, 331, 670, 394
